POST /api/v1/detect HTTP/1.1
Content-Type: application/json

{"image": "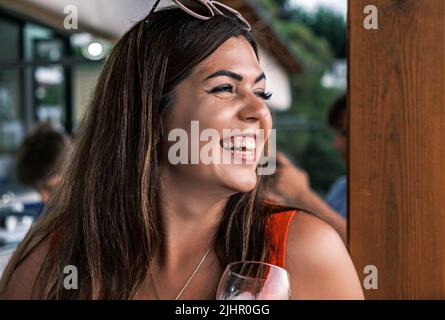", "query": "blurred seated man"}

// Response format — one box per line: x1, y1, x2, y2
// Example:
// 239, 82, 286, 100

15, 123, 72, 210
265, 152, 347, 243
325, 94, 348, 219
